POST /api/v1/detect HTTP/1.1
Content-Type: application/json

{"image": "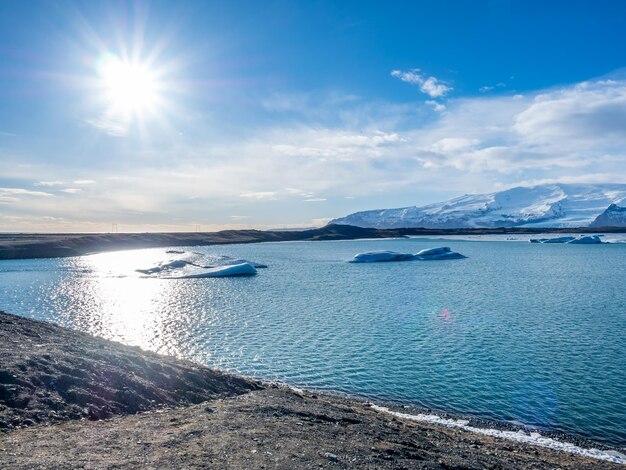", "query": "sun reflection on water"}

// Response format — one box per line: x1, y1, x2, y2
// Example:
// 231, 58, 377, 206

62, 249, 178, 352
